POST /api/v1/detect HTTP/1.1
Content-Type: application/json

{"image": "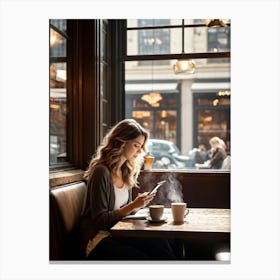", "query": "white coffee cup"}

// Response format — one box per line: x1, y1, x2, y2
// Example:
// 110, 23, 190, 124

149, 205, 164, 221
171, 202, 189, 224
